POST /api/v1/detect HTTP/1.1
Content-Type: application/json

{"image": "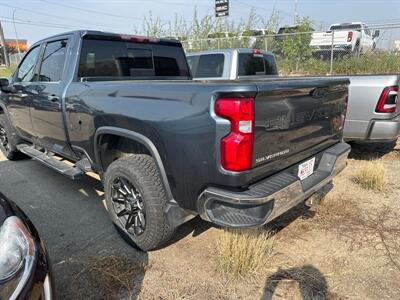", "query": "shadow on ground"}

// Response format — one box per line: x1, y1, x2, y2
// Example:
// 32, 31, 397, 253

262, 265, 329, 300
0, 158, 147, 299
348, 141, 397, 160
